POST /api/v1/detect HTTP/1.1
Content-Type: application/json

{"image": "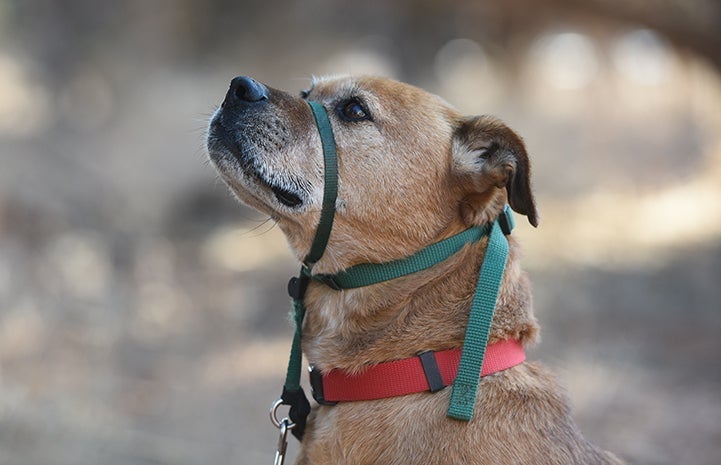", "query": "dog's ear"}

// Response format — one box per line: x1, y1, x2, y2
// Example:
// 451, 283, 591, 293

452, 116, 539, 227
